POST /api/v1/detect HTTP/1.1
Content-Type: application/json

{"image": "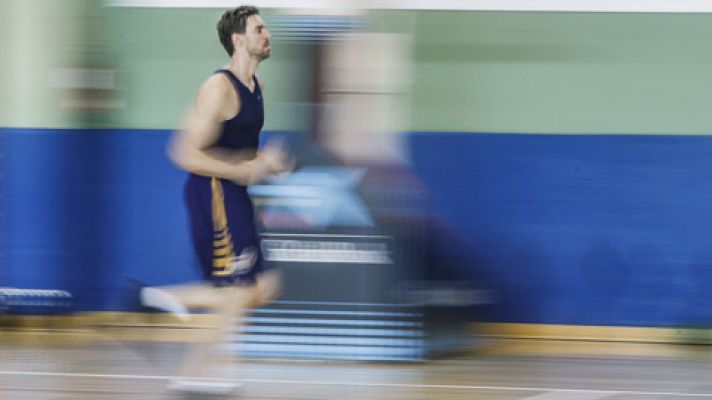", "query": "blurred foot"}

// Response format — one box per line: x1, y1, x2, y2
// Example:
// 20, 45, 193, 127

167, 379, 242, 395
139, 287, 190, 322
121, 278, 150, 312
